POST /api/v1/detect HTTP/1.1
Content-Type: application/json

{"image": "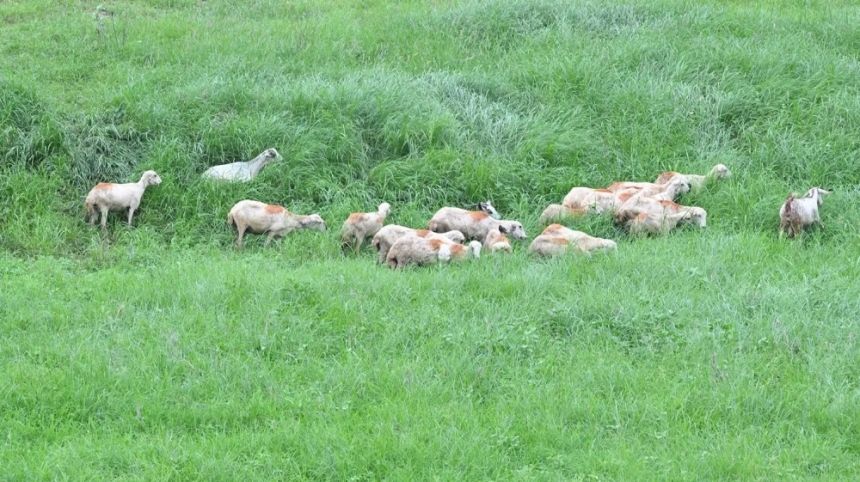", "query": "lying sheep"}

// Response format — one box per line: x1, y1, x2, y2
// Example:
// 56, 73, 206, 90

484, 225, 512, 253
202, 148, 281, 182
386, 235, 481, 268
227, 200, 325, 248
372, 225, 465, 264
528, 224, 617, 257
655, 163, 731, 191
85, 170, 162, 230
539, 204, 587, 224
428, 207, 526, 243
476, 201, 501, 219
779, 187, 830, 238
615, 199, 706, 235
341, 202, 391, 253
